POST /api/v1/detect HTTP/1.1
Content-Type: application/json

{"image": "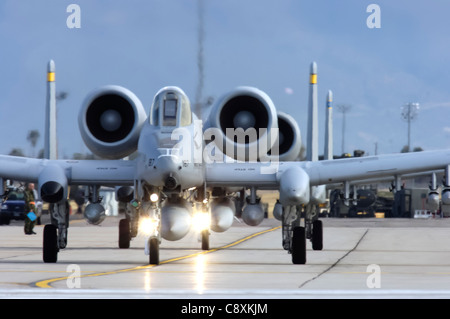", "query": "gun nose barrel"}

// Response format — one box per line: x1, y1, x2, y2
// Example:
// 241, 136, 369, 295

165, 175, 178, 190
